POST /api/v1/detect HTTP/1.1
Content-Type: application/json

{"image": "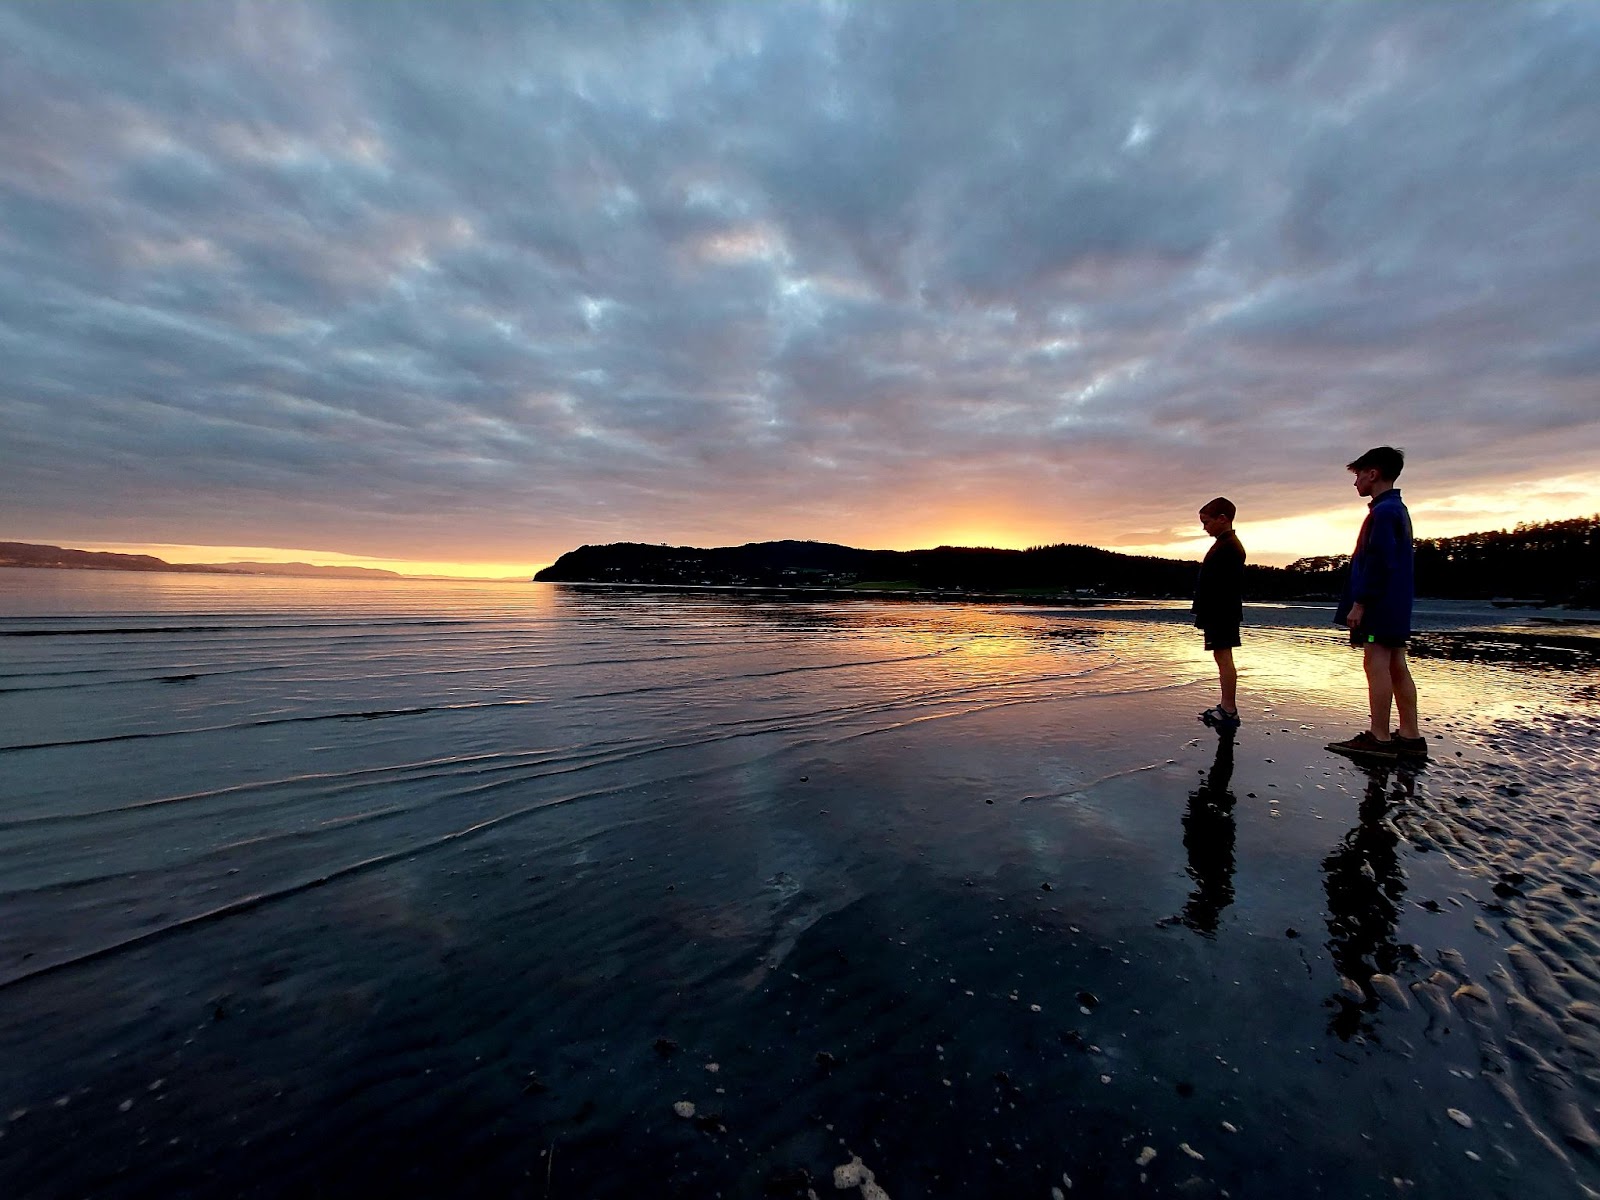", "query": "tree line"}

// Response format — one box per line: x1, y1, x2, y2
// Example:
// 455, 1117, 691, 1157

1286, 514, 1599, 604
